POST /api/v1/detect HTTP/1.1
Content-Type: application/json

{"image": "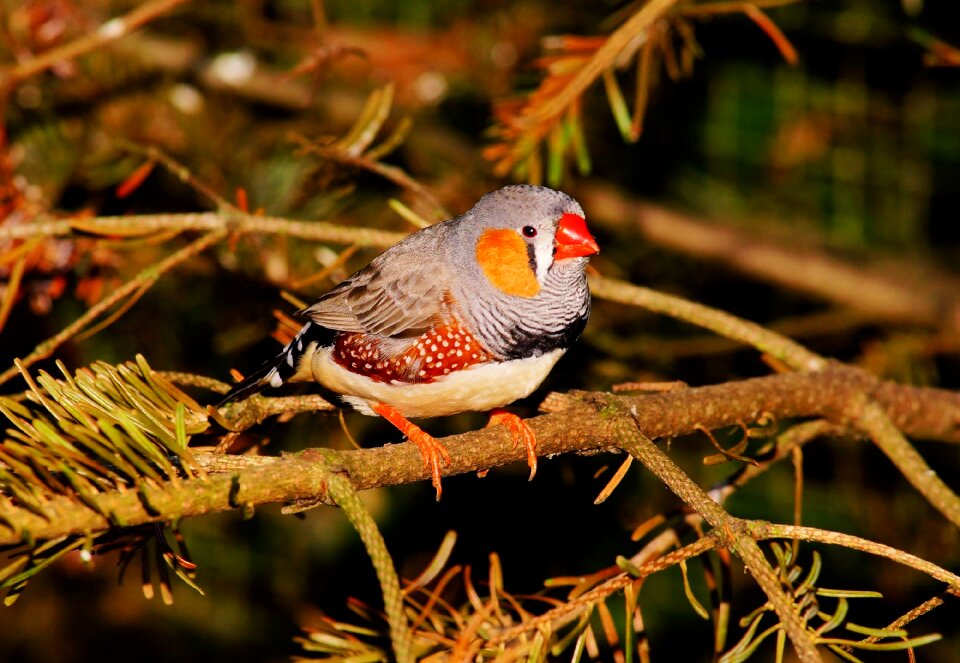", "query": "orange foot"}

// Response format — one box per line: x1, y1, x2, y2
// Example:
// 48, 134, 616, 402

486, 408, 538, 481
372, 402, 451, 500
